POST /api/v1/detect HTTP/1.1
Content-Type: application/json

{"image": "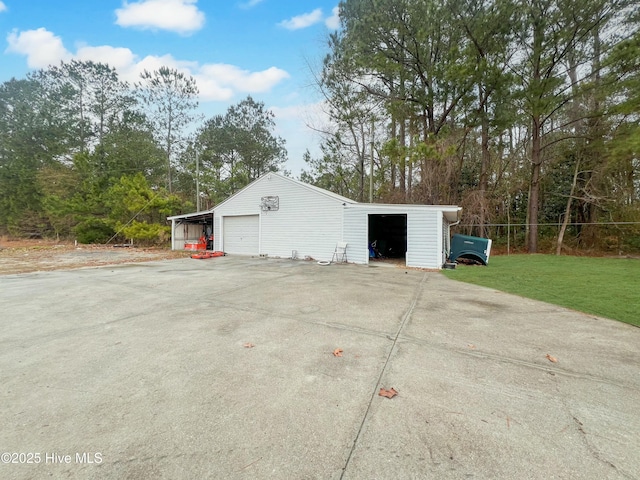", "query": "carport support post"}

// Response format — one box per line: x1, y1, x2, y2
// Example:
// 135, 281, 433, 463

171, 219, 176, 250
